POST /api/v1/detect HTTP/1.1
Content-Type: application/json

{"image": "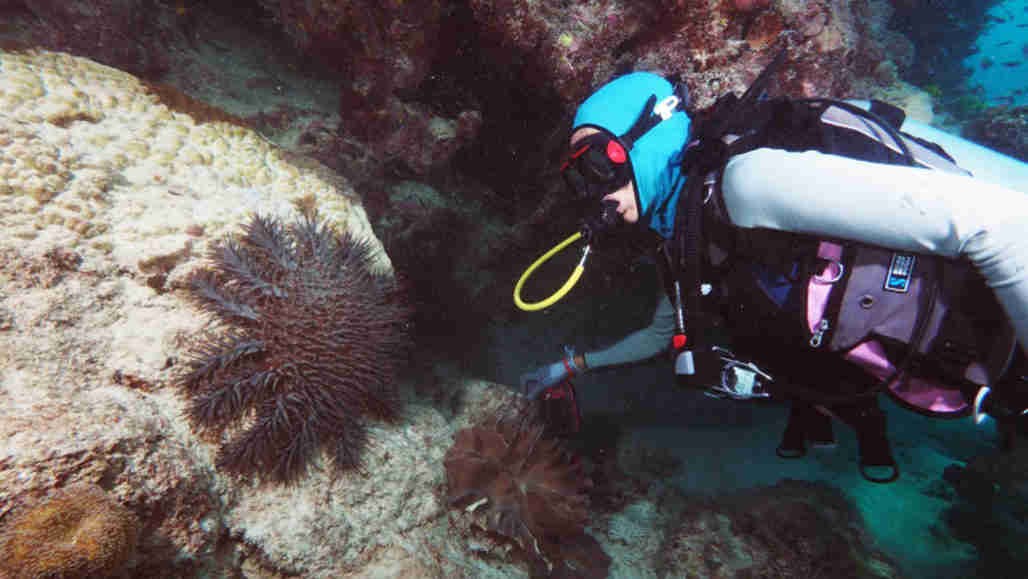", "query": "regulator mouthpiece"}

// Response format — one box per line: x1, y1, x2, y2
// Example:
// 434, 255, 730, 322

581, 199, 623, 244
